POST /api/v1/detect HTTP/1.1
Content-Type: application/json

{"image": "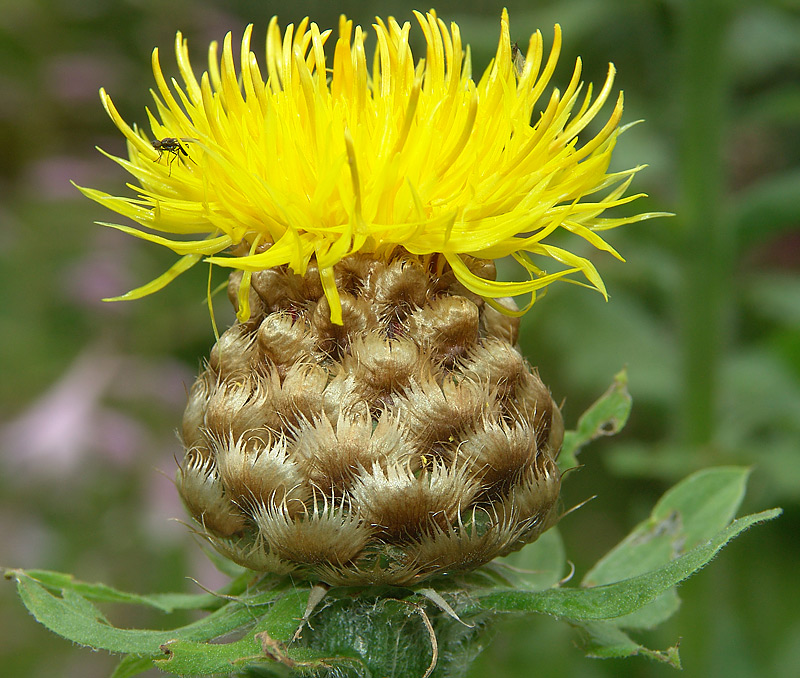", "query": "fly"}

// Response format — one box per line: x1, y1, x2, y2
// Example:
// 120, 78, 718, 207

511, 41, 525, 77
151, 137, 195, 175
